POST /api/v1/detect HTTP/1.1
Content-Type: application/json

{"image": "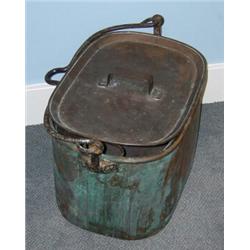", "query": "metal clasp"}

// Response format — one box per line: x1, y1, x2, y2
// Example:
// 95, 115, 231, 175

77, 140, 117, 173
